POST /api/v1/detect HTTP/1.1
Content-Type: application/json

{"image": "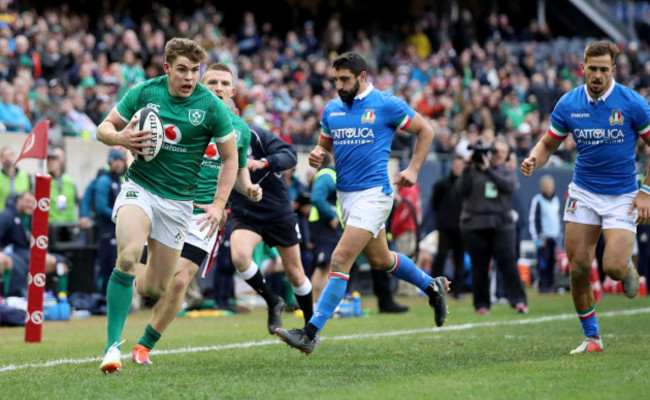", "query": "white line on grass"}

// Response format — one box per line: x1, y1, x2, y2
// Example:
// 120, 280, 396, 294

1, 307, 648, 373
